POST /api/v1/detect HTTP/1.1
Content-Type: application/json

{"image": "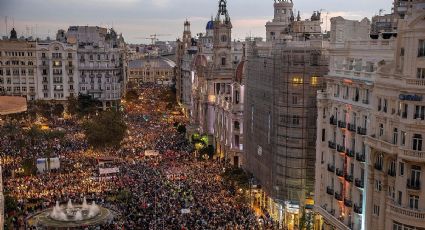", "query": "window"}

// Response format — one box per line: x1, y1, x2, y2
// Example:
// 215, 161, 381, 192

221, 35, 227, 42
418, 40, 425, 57
373, 205, 380, 216
399, 162, 405, 176
375, 180, 382, 191
413, 134, 423, 151
292, 115, 300, 125
292, 95, 298, 105
398, 191, 402, 205
68, 53, 72, 59
221, 57, 226, 66
268, 112, 271, 144
322, 129, 326, 142
379, 124, 384, 137
378, 98, 382, 111
393, 128, 398, 145
251, 105, 254, 133
401, 131, 406, 146
417, 68, 425, 79
409, 195, 419, 210
410, 166, 421, 188
414, 106, 425, 120
384, 99, 388, 113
